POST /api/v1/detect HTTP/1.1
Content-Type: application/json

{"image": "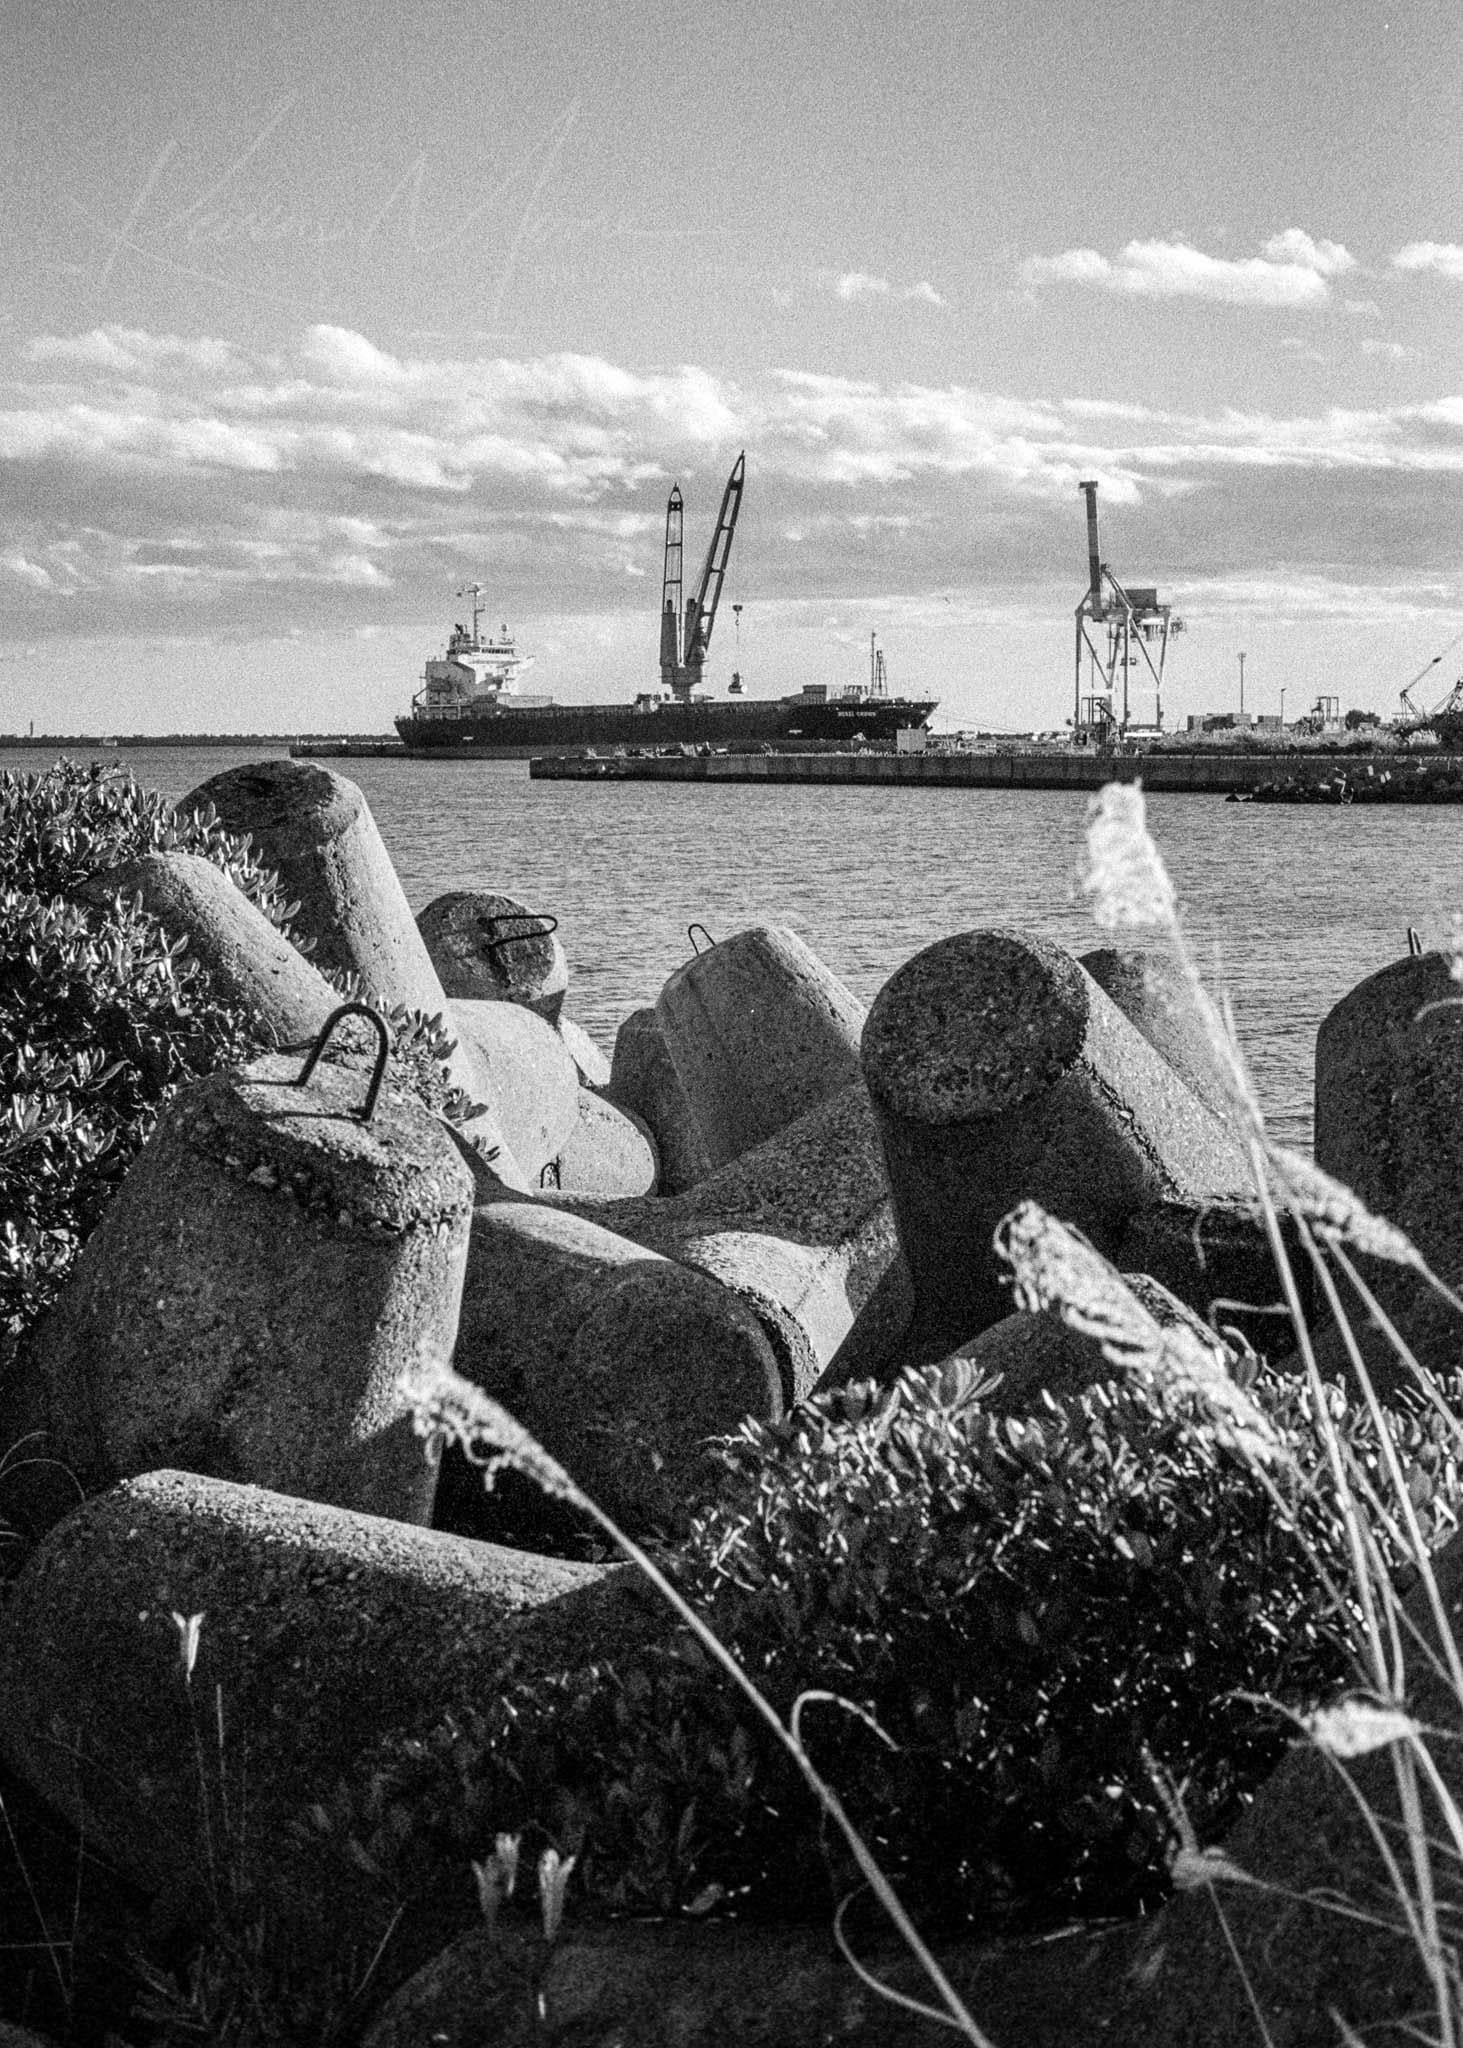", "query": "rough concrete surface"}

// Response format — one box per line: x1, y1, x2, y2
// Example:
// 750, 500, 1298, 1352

365, 1915, 1136, 2048
17, 1051, 473, 1528
862, 930, 1250, 1362
1313, 947, 1463, 1394
606, 1004, 713, 1194
1114, 1519, 1463, 2047
554, 1087, 660, 1197
416, 891, 568, 1021
452, 1199, 784, 1527
448, 997, 580, 1182
0, 1470, 654, 1898
554, 1083, 909, 1400
85, 850, 338, 1048
656, 925, 866, 1170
